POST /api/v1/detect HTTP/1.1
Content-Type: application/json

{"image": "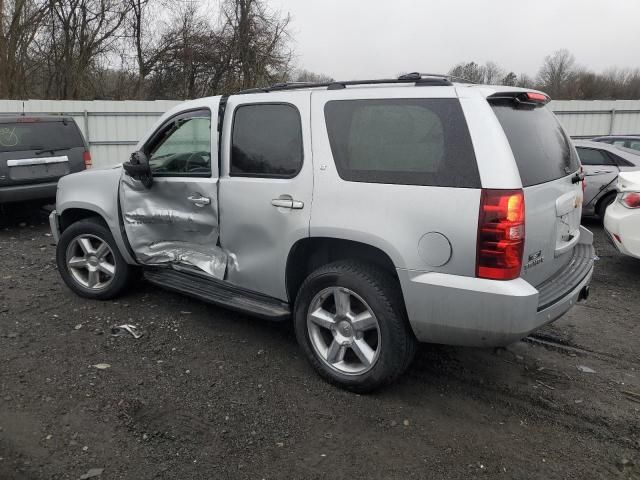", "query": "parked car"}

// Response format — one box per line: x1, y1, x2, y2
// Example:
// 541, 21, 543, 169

49, 75, 594, 391
604, 170, 640, 259
573, 140, 640, 218
0, 116, 91, 204
592, 135, 640, 153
